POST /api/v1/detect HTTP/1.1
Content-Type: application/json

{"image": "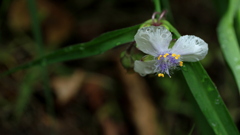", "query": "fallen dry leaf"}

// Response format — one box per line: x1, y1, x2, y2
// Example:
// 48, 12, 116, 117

117, 61, 164, 135
51, 70, 85, 106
